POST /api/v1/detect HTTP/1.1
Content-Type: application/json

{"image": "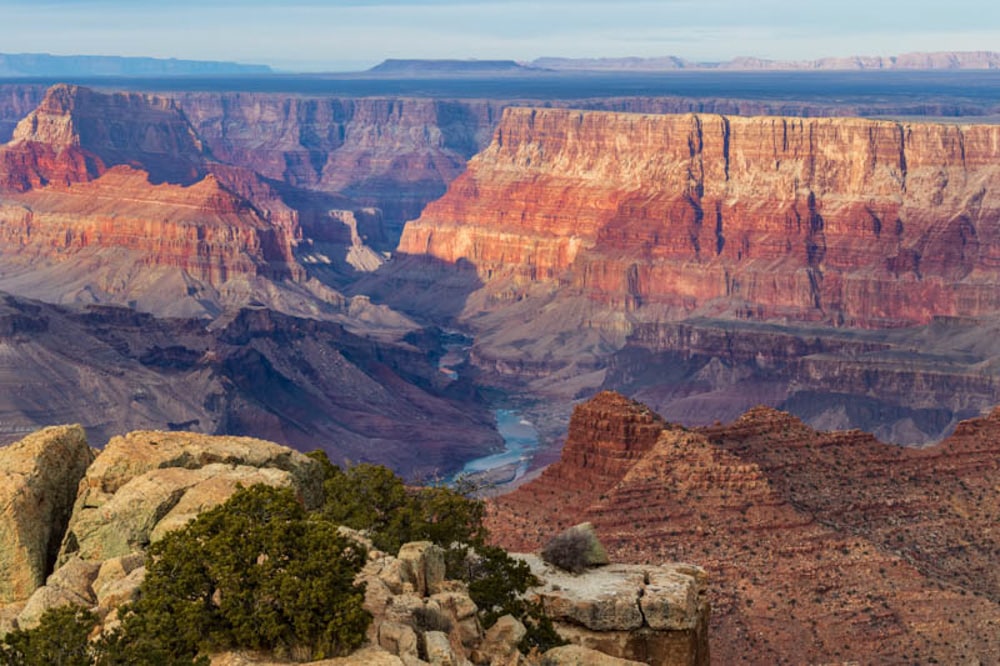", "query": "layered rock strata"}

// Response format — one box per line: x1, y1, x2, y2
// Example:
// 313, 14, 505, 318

0, 85, 307, 295
488, 392, 1000, 664
401, 108, 1000, 326
0, 293, 501, 479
